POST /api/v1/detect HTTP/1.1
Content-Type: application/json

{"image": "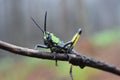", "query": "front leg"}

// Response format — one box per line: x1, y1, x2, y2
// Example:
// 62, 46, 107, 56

34, 44, 49, 50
